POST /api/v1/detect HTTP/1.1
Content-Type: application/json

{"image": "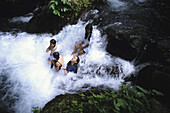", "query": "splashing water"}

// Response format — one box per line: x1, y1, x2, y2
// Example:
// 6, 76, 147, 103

0, 21, 135, 113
